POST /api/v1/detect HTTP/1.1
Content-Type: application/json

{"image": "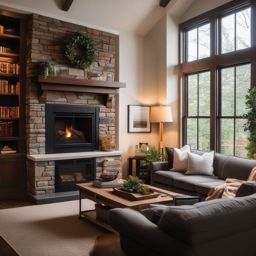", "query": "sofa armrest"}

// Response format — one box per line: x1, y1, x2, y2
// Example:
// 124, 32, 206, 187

151, 161, 169, 172
109, 208, 191, 256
